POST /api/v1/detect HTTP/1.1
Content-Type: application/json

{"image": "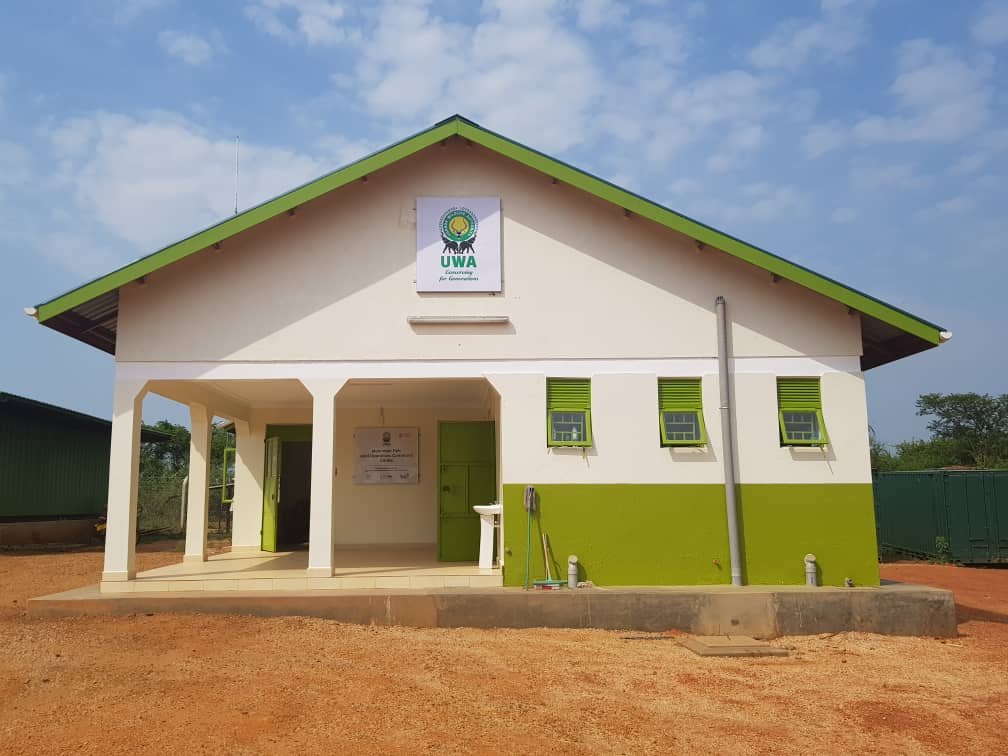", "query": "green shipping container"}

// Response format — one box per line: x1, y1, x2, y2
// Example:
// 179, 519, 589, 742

873, 470, 1008, 564
0, 392, 163, 520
